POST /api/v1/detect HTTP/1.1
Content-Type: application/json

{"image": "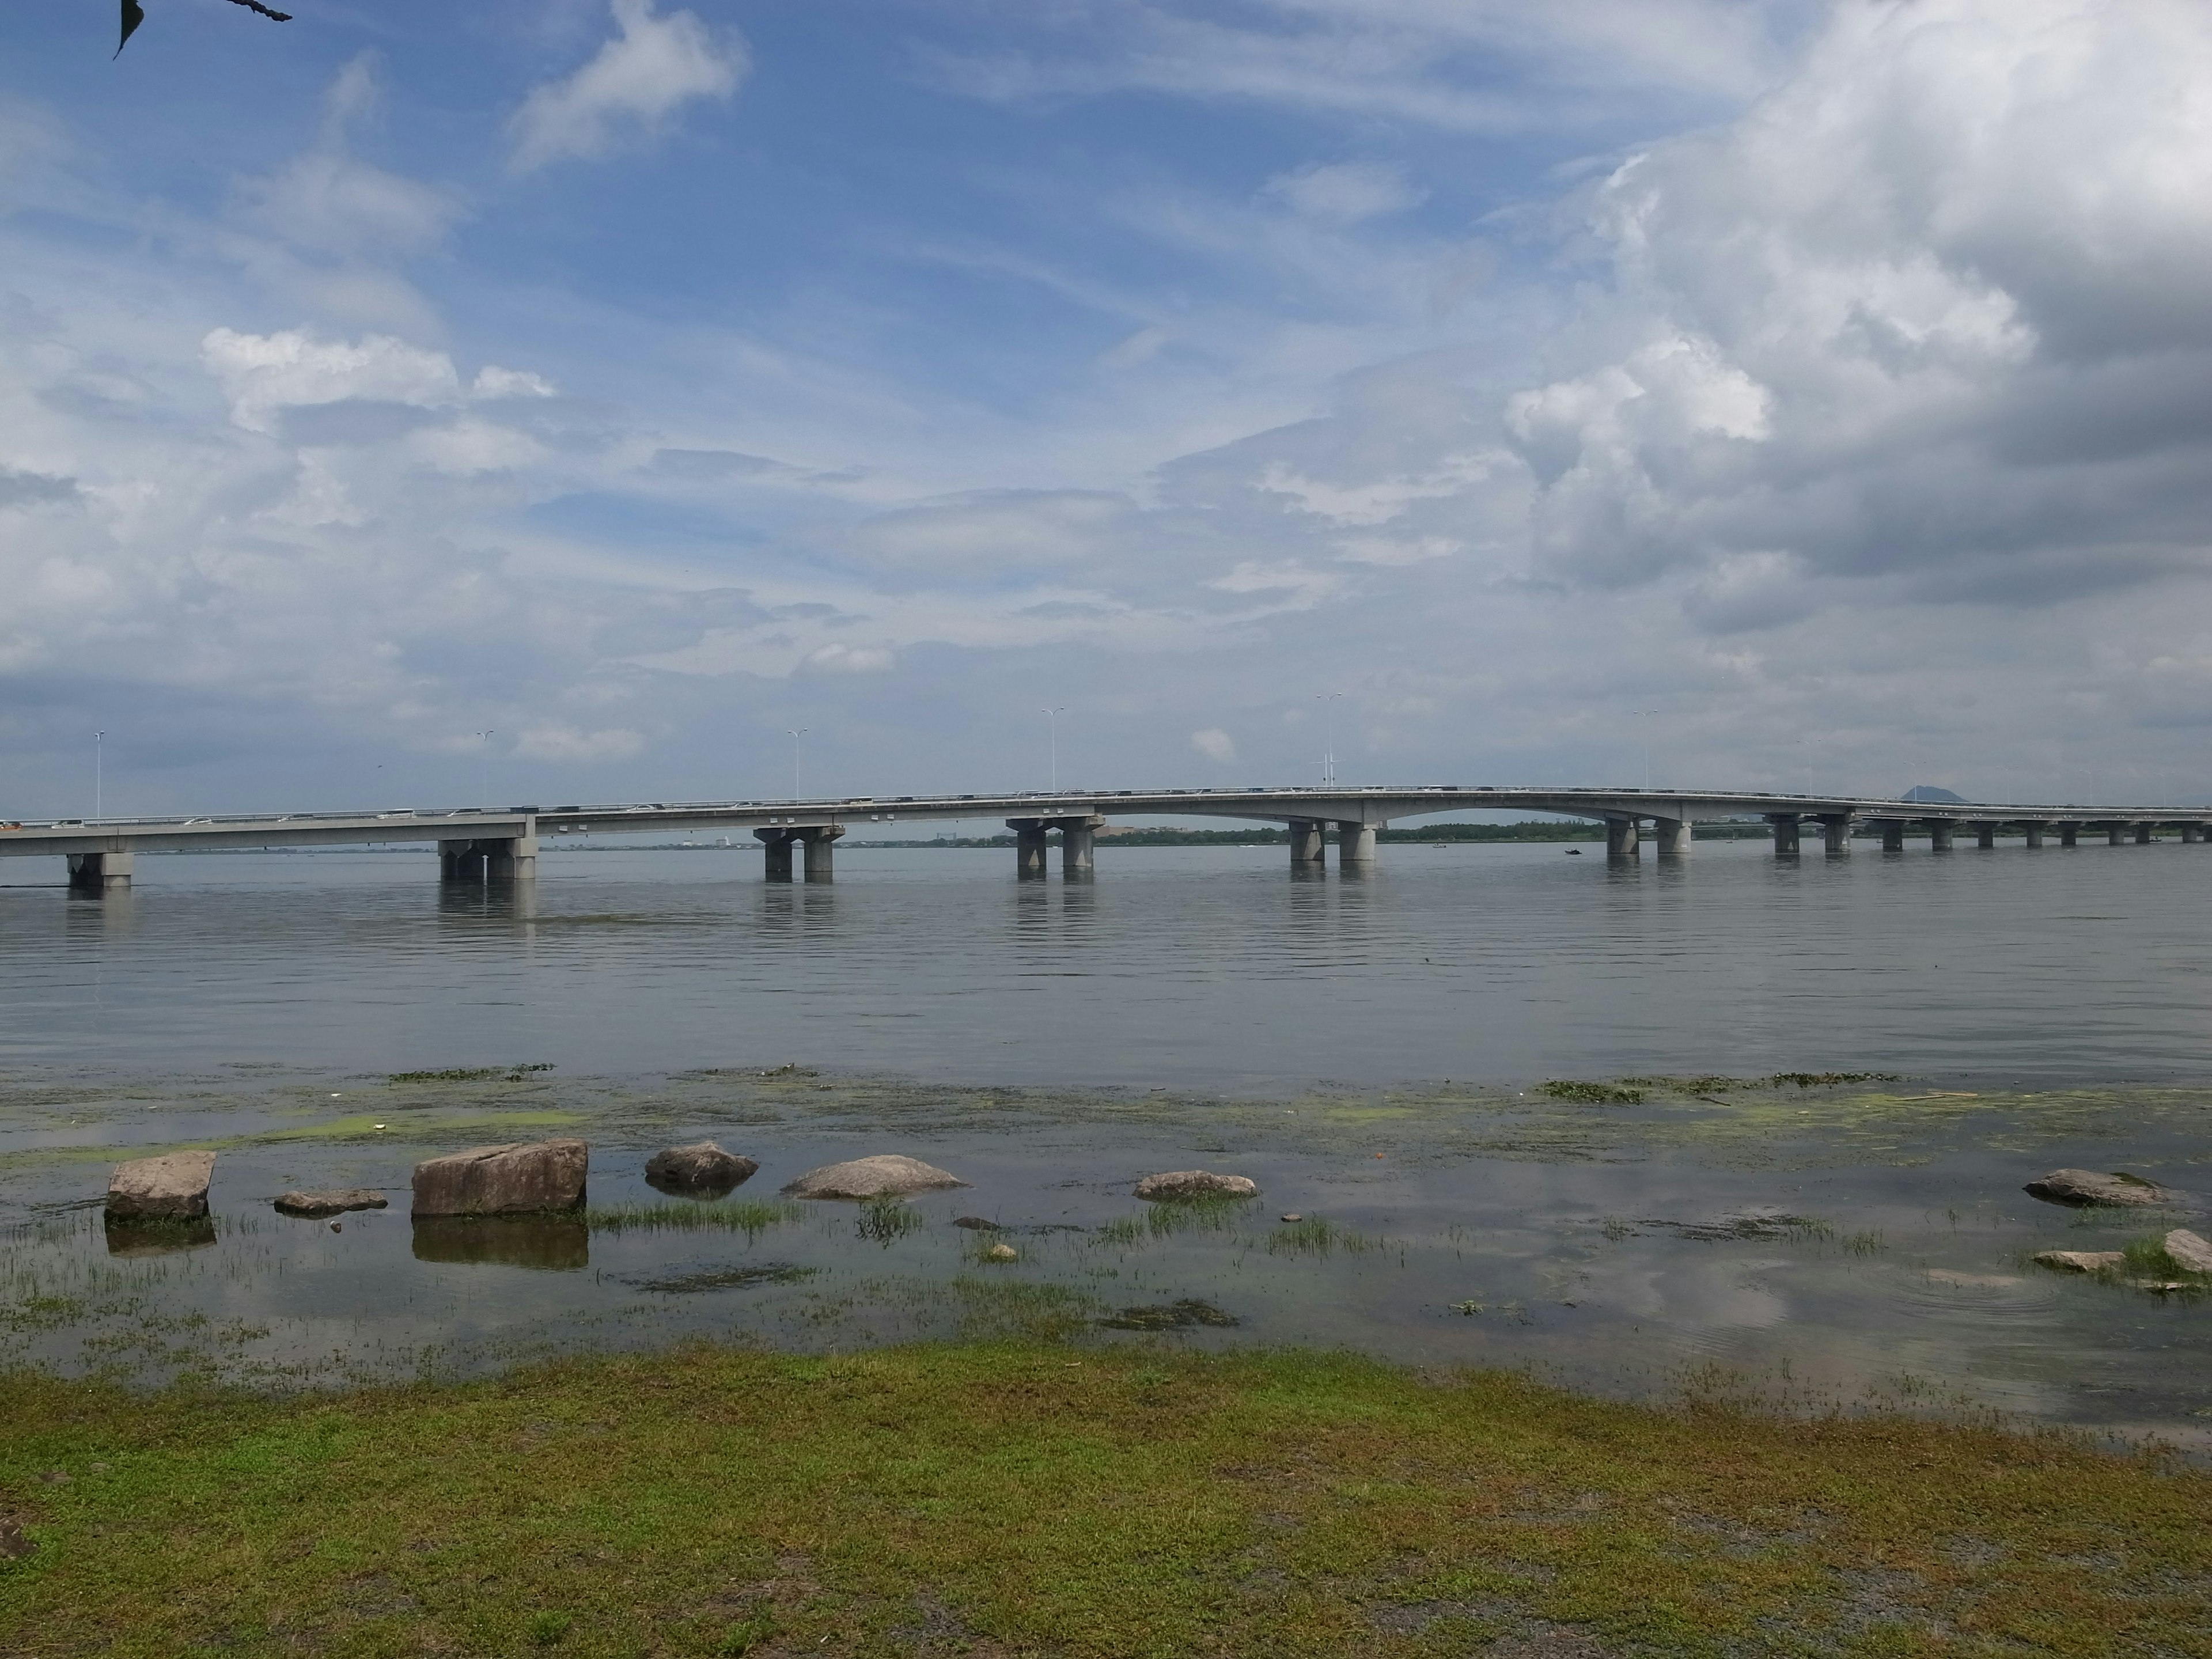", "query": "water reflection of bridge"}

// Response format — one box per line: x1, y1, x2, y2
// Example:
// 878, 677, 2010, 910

8, 786, 2207, 892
